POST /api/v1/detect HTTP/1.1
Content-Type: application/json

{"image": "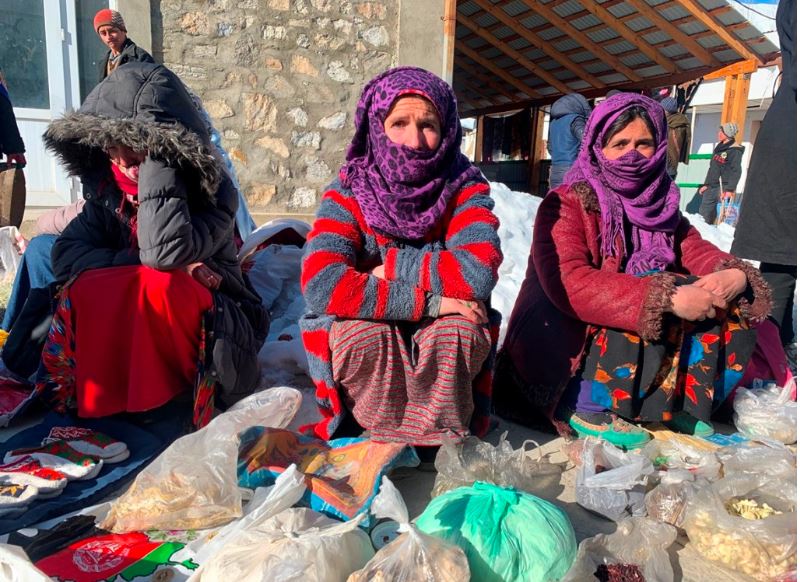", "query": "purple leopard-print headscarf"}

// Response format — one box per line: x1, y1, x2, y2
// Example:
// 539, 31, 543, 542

341, 67, 484, 240
563, 93, 681, 275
